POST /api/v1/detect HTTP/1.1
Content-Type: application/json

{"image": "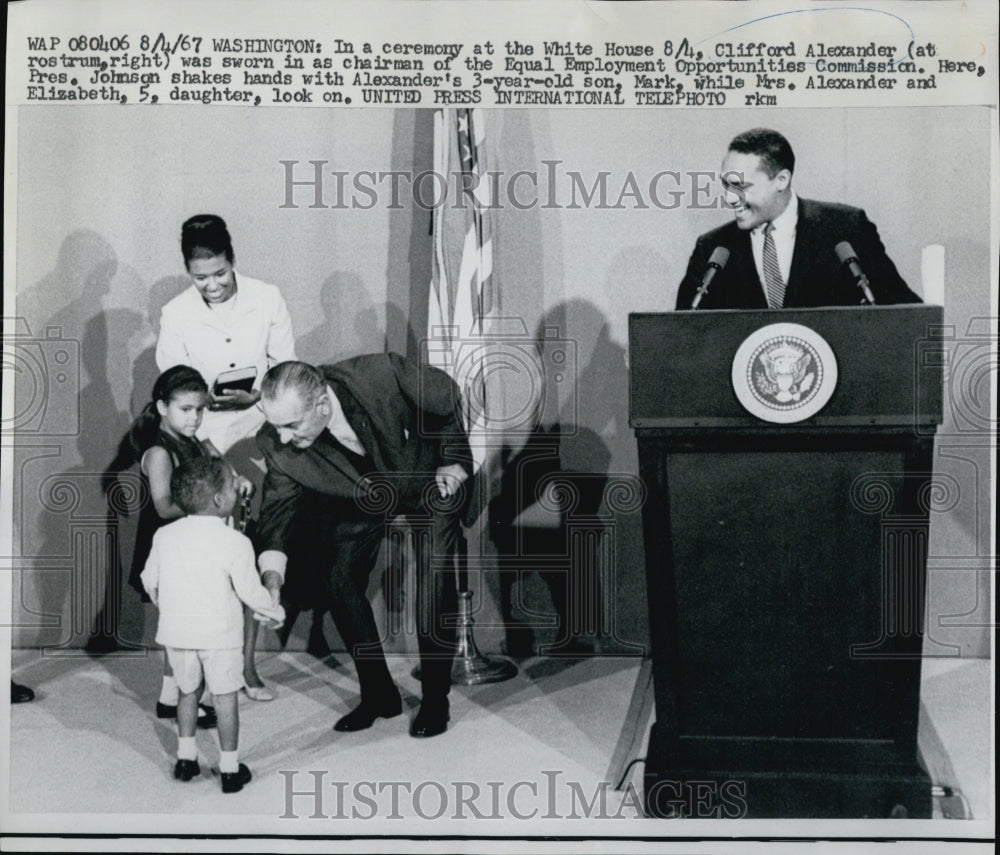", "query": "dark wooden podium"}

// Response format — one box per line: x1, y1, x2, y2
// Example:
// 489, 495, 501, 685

629, 305, 943, 818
